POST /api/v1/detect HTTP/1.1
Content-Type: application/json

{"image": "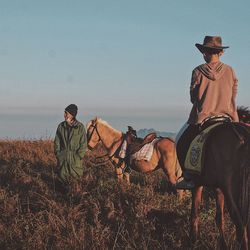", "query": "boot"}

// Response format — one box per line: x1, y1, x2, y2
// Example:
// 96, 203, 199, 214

175, 172, 195, 190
